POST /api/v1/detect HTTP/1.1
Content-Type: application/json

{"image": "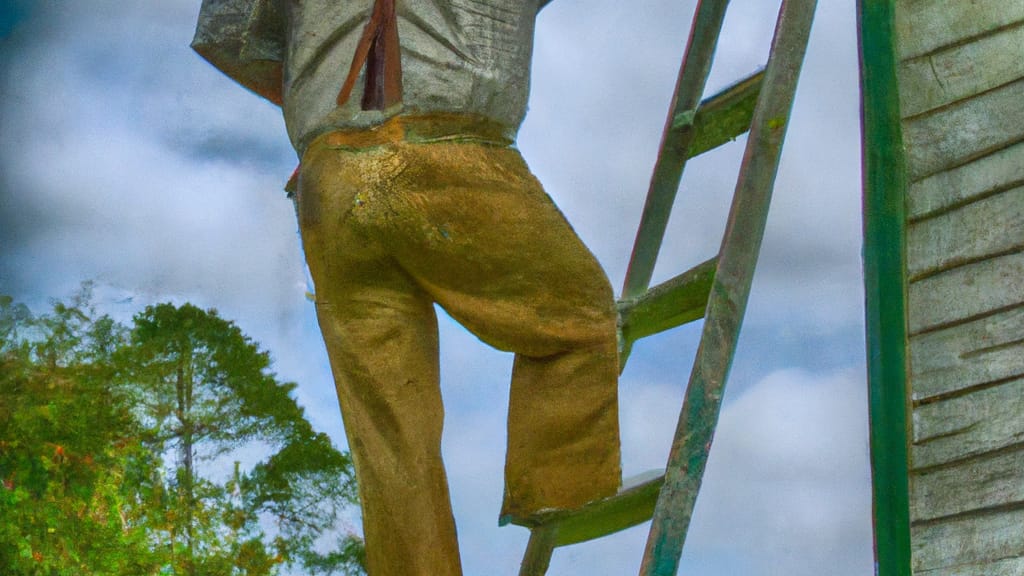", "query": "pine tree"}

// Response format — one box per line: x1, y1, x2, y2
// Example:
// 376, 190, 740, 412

0, 290, 365, 575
